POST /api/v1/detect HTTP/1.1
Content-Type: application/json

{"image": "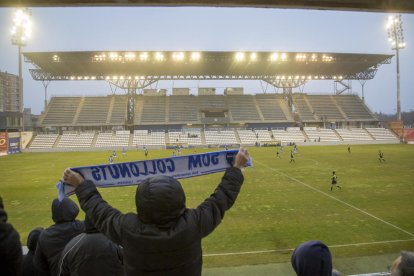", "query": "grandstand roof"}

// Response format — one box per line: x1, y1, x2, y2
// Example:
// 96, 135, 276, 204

2, 0, 414, 13
24, 51, 392, 81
